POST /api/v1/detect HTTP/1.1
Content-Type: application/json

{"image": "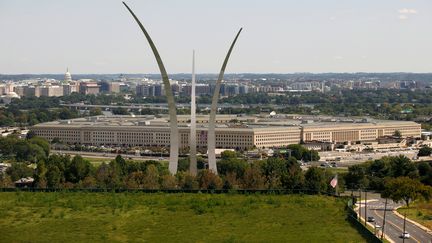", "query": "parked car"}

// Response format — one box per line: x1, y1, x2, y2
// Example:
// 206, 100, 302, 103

367, 216, 375, 222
